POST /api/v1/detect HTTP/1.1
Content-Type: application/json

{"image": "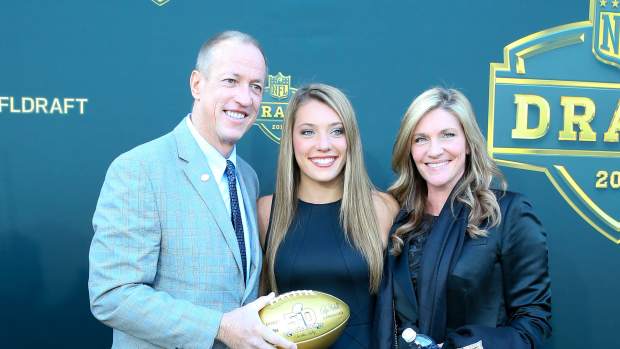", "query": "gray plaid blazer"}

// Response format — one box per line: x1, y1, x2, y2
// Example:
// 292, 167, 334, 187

89, 119, 261, 348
